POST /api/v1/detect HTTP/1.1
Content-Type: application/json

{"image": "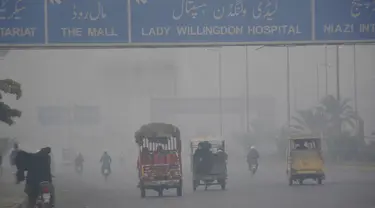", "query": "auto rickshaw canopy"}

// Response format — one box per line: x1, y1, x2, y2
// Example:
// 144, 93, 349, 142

190, 137, 225, 151
135, 122, 181, 150
289, 137, 322, 150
